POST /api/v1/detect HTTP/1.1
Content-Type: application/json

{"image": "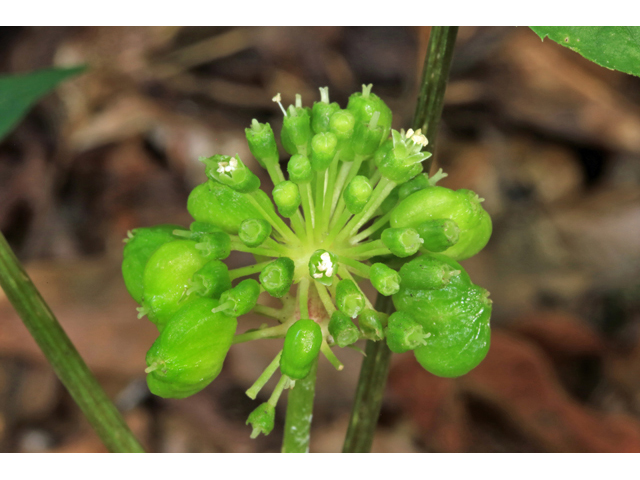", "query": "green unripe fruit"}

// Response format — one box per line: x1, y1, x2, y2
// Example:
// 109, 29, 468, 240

358, 309, 386, 341
202, 154, 260, 193
259, 257, 295, 298
335, 279, 365, 318
398, 254, 464, 291
329, 110, 356, 162
247, 402, 275, 438
381, 227, 423, 258
245, 120, 278, 168
385, 311, 429, 353
343, 176, 372, 214
187, 181, 263, 234
145, 297, 236, 399
272, 181, 301, 218
189, 260, 231, 299
122, 224, 187, 304
328, 311, 360, 347
311, 97, 341, 134
347, 84, 393, 144
281, 319, 322, 380
393, 253, 491, 378
282, 106, 312, 155
390, 186, 492, 260
216, 278, 261, 317
141, 240, 210, 330
238, 218, 272, 248
287, 154, 313, 183
369, 263, 401, 296
195, 231, 231, 260
308, 249, 337, 286
310, 132, 338, 171
416, 219, 460, 253
352, 111, 384, 156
